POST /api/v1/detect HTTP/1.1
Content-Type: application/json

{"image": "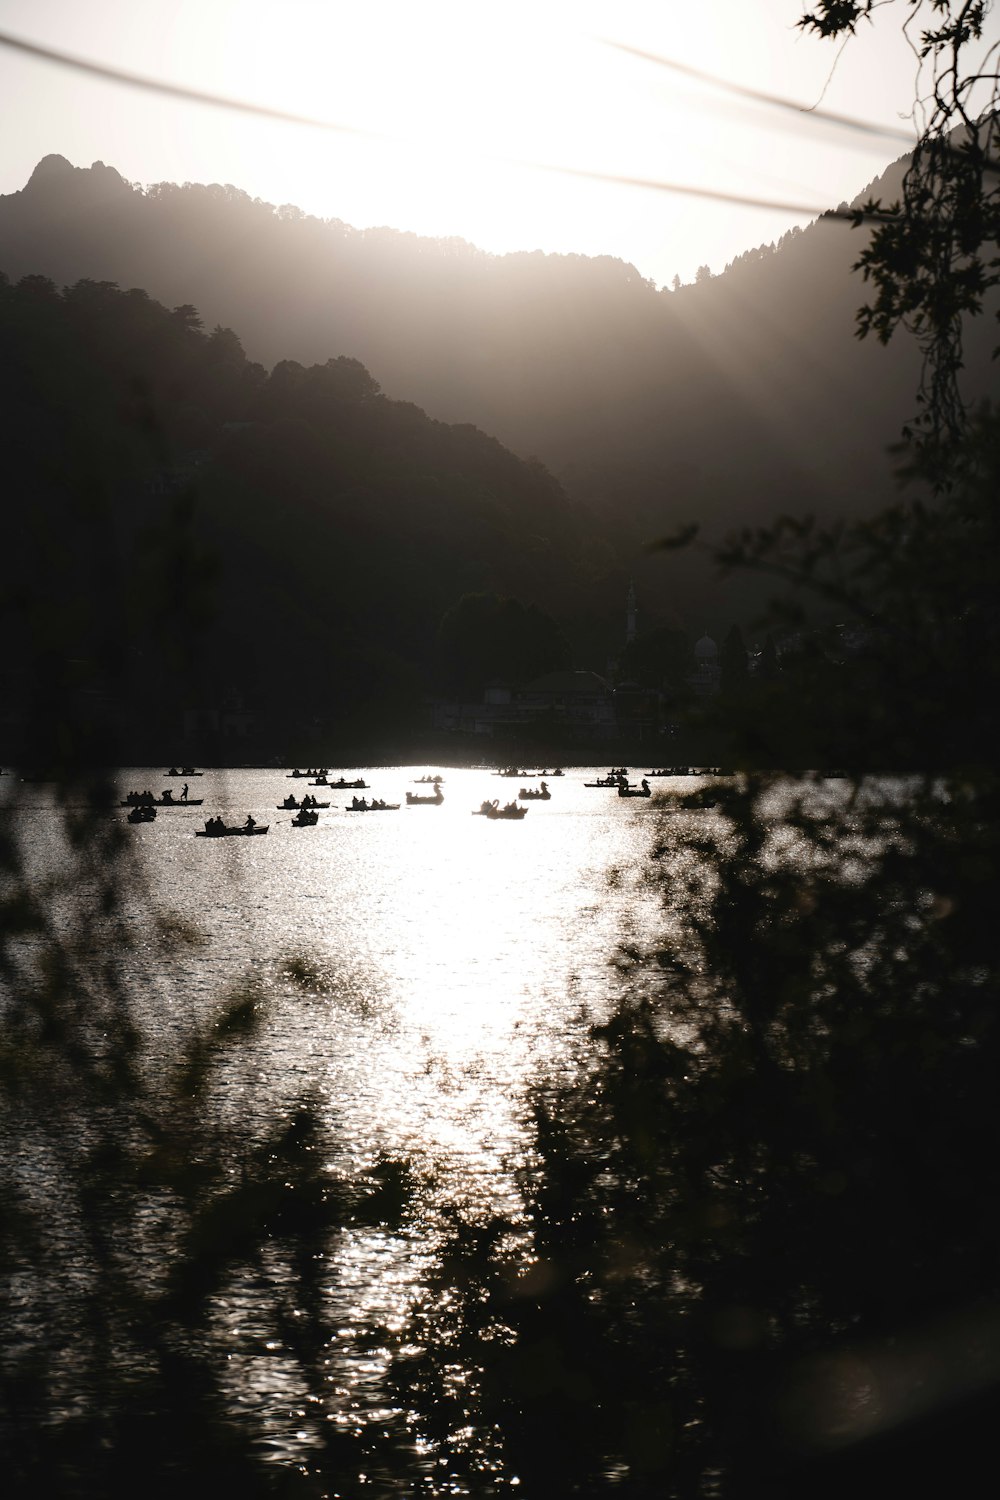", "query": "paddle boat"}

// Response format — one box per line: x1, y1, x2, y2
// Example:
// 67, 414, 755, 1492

127, 805, 156, 823
406, 787, 444, 805
473, 799, 528, 820
518, 782, 550, 801
618, 778, 651, 798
